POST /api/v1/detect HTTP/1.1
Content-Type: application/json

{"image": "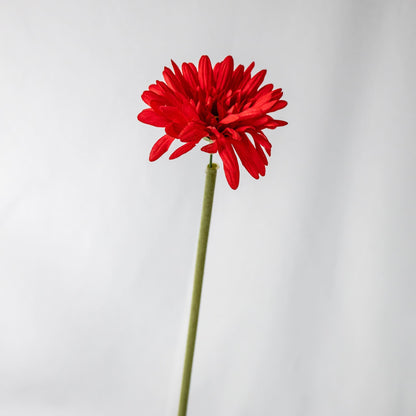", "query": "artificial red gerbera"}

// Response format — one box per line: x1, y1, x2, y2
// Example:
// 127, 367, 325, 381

138, 55, 287, 189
